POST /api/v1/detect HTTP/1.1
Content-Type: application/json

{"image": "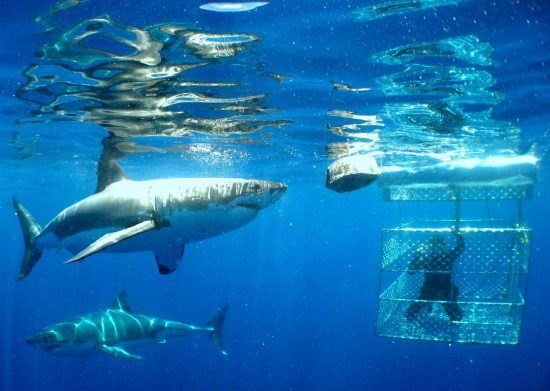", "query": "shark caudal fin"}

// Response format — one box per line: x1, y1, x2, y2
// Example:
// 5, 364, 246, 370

207, 304, 229, 356
13, 198, 43, 281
